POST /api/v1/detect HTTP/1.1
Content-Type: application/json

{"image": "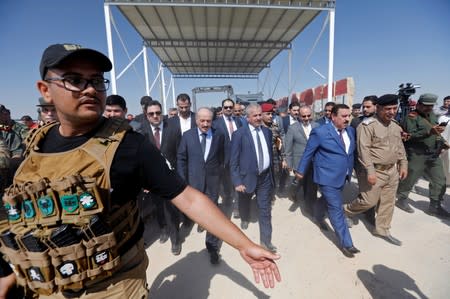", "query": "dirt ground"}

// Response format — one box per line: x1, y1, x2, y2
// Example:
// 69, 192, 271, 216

144, 178, 450, 299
